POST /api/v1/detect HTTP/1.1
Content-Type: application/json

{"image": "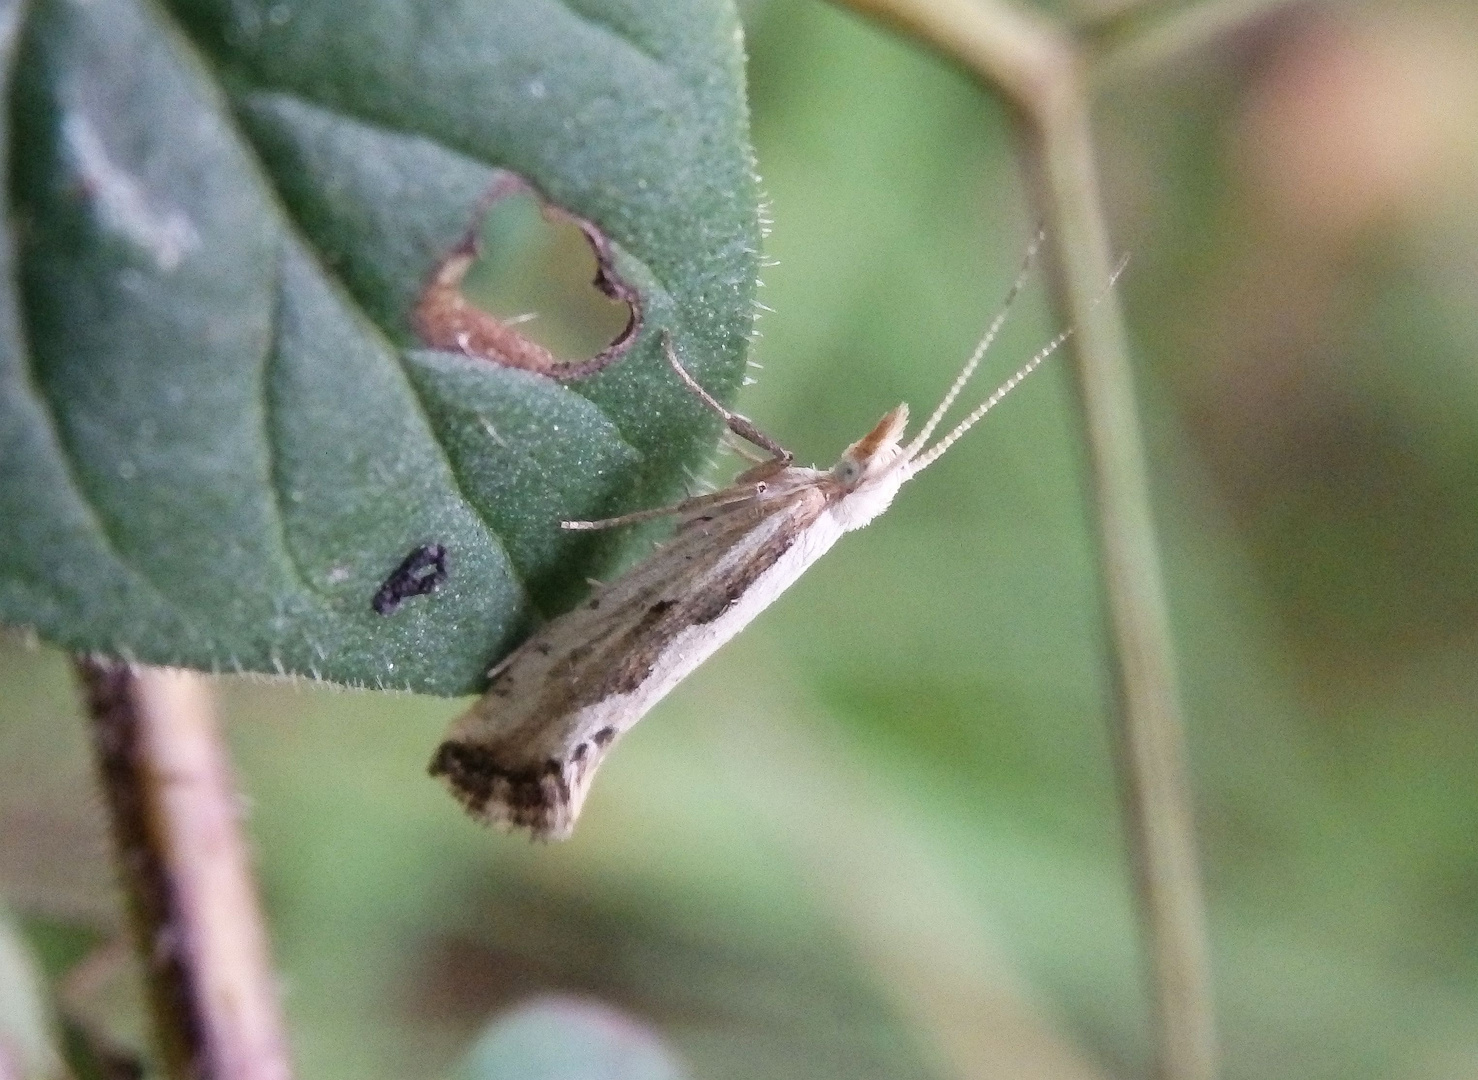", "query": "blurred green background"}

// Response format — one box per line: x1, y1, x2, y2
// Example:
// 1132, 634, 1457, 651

4, 1, 1478, 1078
